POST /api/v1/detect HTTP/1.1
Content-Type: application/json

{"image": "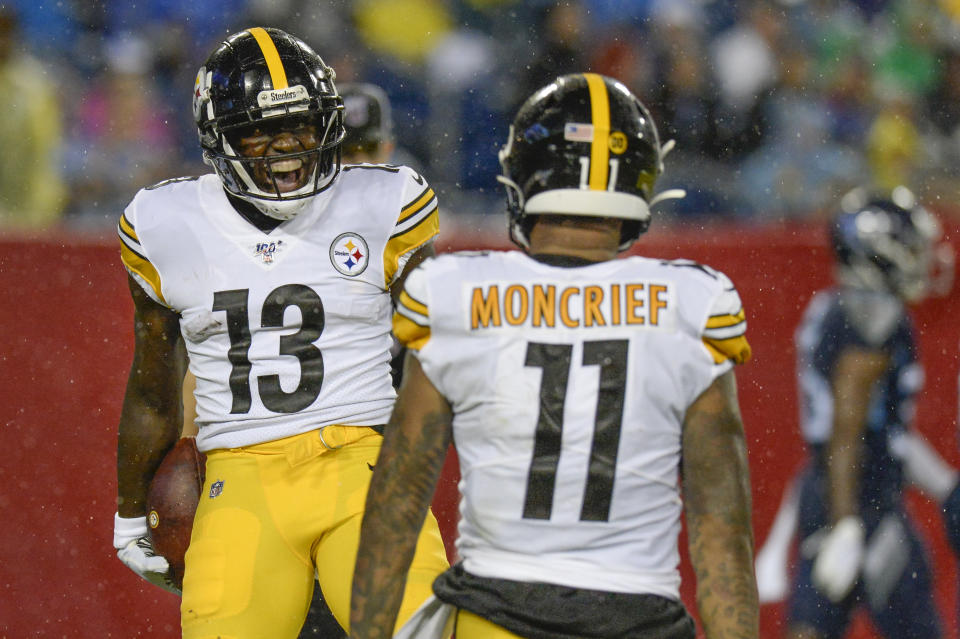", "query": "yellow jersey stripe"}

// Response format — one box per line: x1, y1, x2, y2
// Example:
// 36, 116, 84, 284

584, 73, 610, 191
393, 312, 431, 350
118, 213, 138, 242
705, 309, 746, 329
384, 208, 439, 286
249, 27, 289, 90
399, 187, 435, 223
399, 289, 428, 317
703, 335, 752, 365
119, 243, 165, 304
